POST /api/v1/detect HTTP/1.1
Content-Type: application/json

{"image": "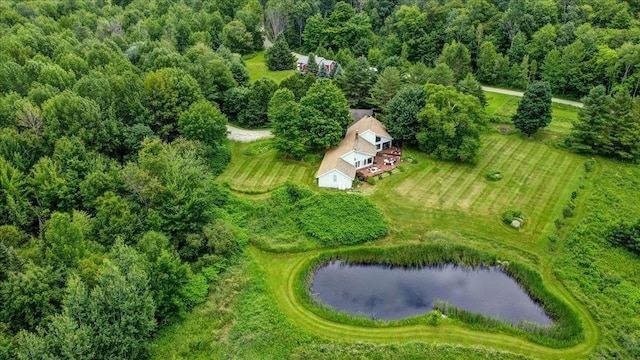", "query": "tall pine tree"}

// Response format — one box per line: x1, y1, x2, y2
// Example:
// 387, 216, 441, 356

264, 36, 296, 71
512, 81, 552, 137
